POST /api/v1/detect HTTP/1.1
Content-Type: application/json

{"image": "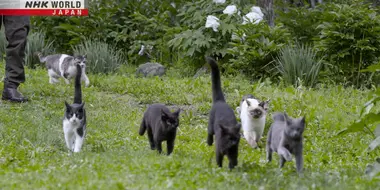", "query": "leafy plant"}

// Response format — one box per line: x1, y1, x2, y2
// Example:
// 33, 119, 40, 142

72, 39, 125, 74
25, 31, 55, 68
274, 43, 323, 87
314, 2, 380, 86
227, 22, 291, 78
168, 0, 244, 67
